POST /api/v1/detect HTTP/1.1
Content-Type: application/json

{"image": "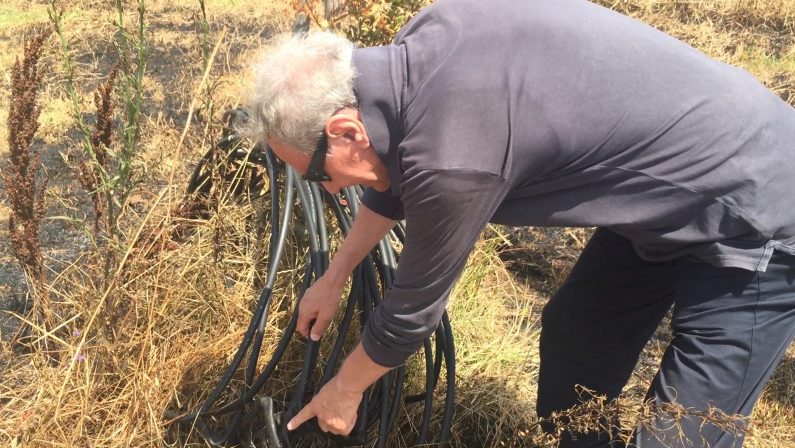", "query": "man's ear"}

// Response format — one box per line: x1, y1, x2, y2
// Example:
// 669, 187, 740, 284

326, 109, 370, 148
